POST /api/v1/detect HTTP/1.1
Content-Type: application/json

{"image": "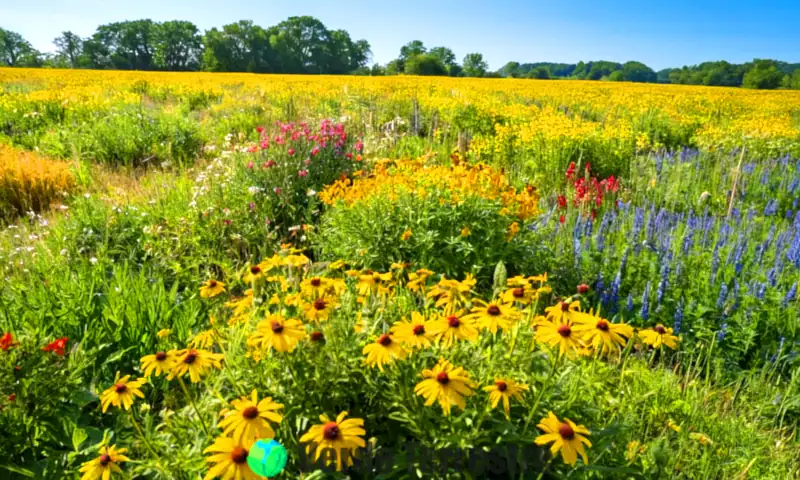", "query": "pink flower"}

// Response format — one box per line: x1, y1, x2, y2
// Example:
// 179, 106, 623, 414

288, 148, 295, 156
298, 170, 308, 177
223, 219, 232, 226
249, 202, 256, 212
247, 161, 254, 169
311, 146, 320, 157
264, 159, 277, 168
355, 141, 363, 152
260, 140, 269, 150
304, 158, 311, 165
274, 187, 281, 195
345, 153, 353, 160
